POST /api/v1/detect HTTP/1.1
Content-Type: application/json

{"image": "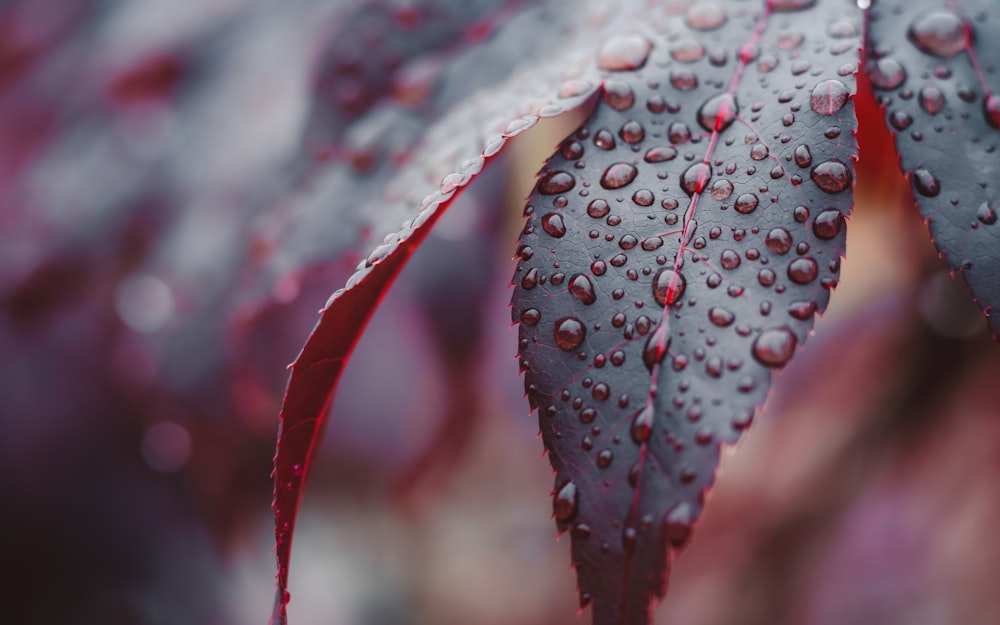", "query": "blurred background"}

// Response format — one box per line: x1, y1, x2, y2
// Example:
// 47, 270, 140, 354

1, 1, 999, 624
